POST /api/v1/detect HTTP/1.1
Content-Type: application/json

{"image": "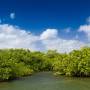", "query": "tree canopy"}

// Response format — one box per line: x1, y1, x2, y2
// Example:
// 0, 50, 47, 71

0, 47, 90, 81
